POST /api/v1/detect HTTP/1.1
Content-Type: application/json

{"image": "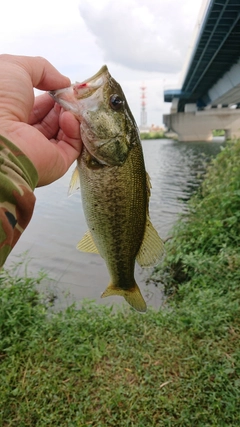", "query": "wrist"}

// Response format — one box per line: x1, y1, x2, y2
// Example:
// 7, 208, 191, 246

0, 134, 38, 190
